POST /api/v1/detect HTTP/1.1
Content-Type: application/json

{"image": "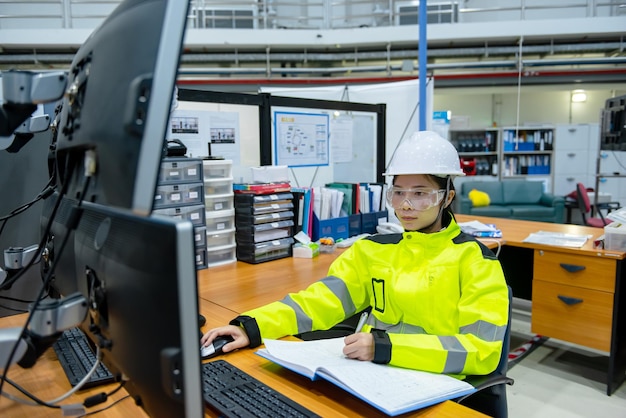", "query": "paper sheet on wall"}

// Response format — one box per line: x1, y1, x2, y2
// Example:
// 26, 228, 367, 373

330, 116, 354, 163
